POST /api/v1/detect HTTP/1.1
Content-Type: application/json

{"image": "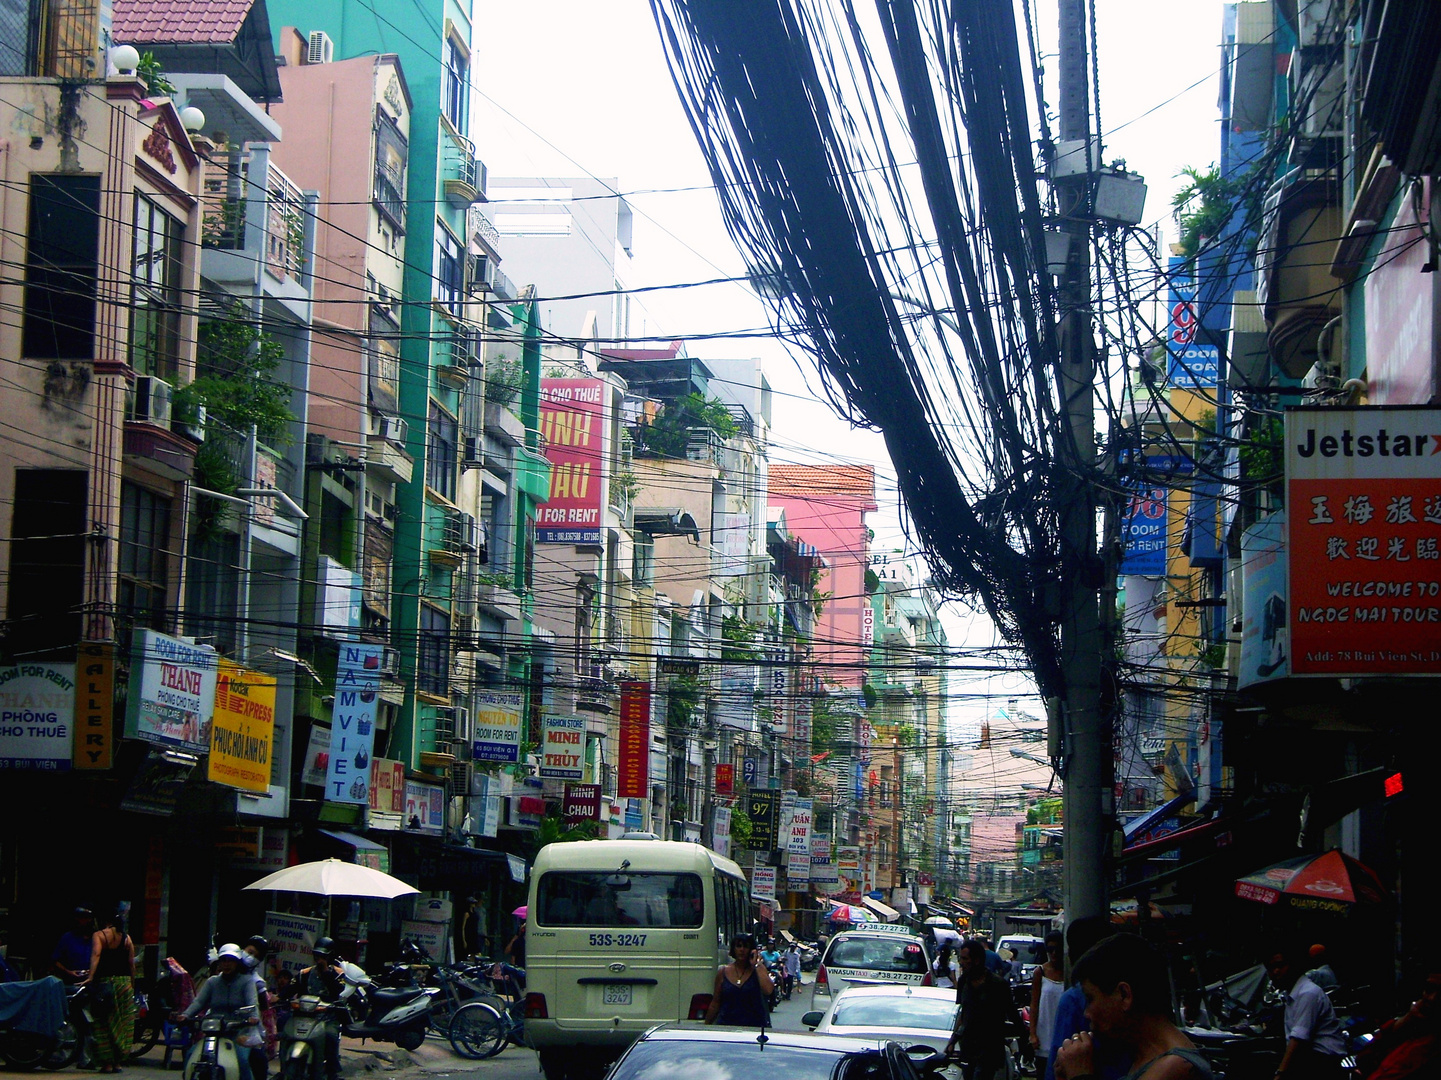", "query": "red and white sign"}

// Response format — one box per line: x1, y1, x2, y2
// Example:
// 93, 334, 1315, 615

1286, 407, 1441, 675
563, 783, 601, 822
538, 379, 605, 544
